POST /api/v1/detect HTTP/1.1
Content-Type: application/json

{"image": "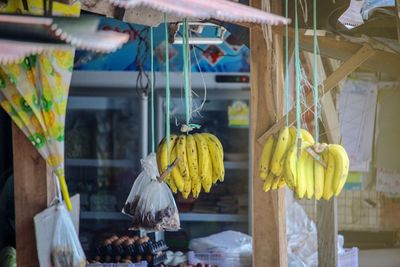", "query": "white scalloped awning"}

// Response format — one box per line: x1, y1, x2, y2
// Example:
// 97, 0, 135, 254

0, 40, 62, 65
109, 0, 291, 26
0, 14, 129, 56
